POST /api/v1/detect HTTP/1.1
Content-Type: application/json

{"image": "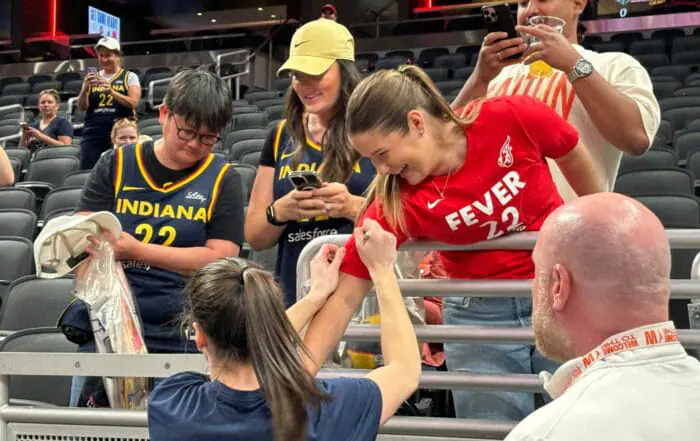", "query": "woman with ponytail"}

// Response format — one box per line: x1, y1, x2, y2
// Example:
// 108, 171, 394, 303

148, 221, 421, 441
303, 65, 604, 421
